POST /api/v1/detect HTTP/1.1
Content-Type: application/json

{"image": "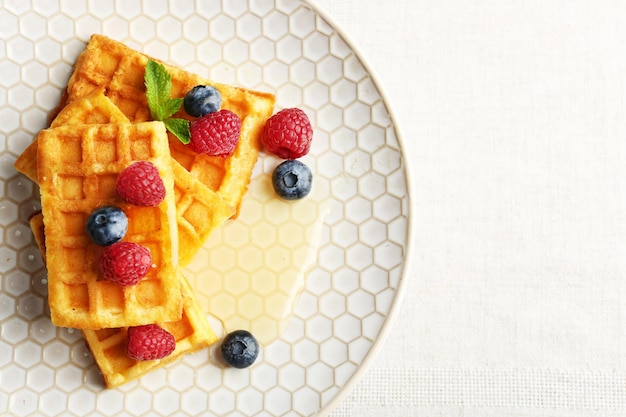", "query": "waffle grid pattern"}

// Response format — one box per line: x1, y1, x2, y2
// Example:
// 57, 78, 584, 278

67, 34, 276, 214
82, 275, 216, 388
37, 122, 182, 329
15, 89, 239, 267
29, 211, 217, 389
